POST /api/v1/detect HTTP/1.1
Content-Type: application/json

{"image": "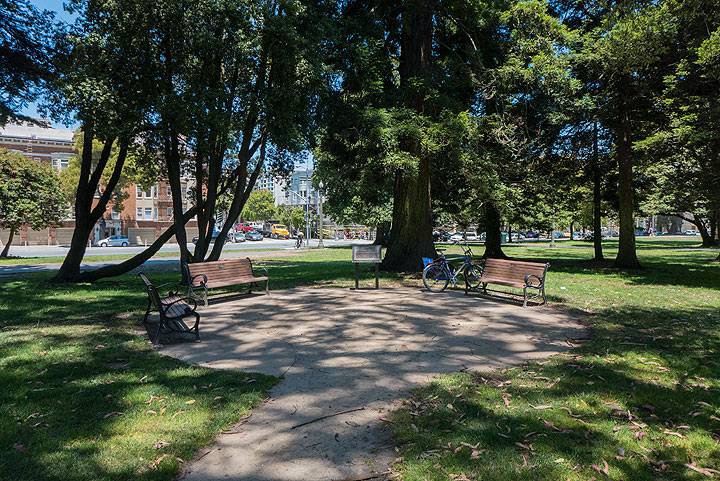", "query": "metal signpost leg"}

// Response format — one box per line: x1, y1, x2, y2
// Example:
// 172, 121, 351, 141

375, 264, 379, 289
355, 263, 359, 289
